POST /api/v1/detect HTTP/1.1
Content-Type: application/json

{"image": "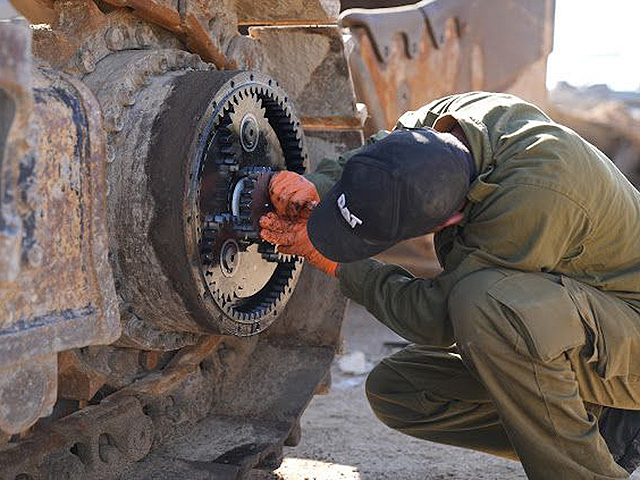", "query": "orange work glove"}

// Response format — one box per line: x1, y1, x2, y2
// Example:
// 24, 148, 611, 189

260, 212, 338, 277
269, 171, 320, 220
